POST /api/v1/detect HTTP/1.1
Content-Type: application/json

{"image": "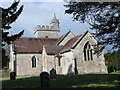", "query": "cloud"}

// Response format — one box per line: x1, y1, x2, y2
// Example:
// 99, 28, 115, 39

2, 2, 90, 37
